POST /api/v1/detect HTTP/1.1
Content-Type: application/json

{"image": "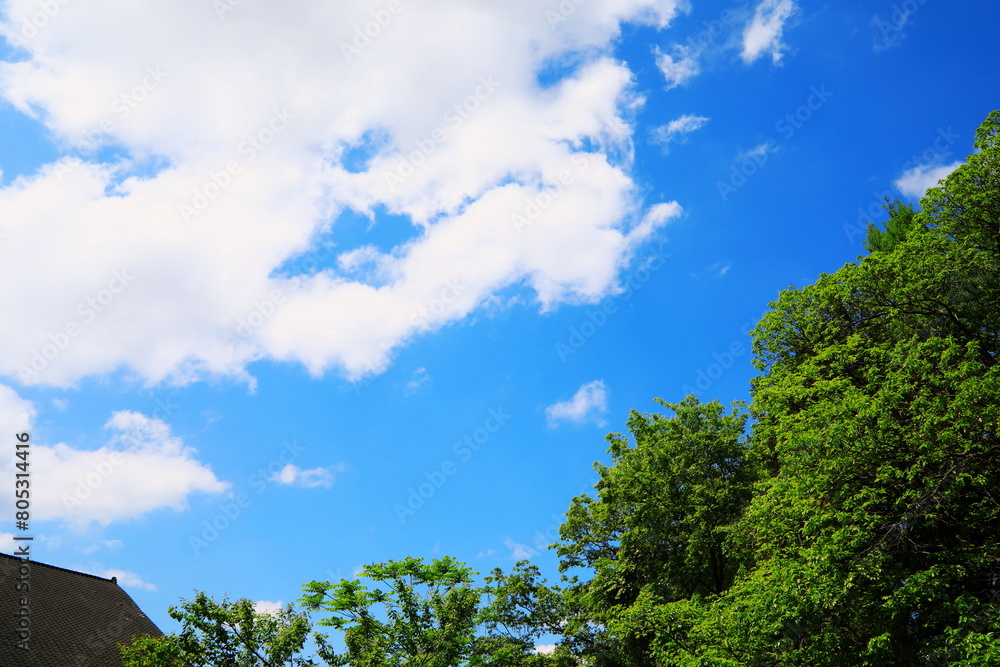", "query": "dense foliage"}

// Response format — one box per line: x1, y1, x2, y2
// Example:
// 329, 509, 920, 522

123, 111, 1000, 666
